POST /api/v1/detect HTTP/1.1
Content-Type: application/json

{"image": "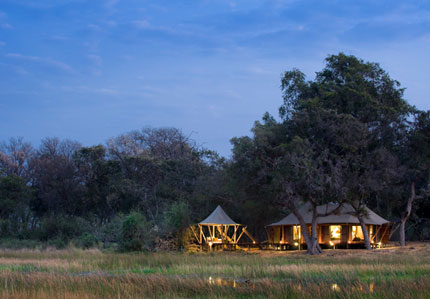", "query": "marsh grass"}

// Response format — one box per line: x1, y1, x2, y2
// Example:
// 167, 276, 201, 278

0, 243, 429, 298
